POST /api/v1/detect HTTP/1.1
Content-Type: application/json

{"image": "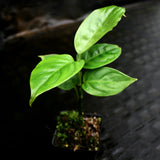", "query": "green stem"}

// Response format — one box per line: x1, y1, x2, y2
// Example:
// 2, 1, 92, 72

76, 54, 84, 115
74, 85, 83, 115
74, 86, 79, 100
77, 85, 83, 116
